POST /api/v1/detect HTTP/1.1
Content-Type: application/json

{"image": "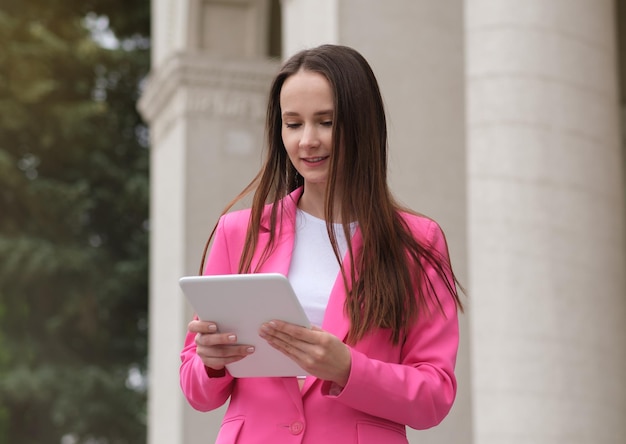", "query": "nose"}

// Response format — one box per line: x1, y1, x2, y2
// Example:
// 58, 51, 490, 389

299, 124, 320, 149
